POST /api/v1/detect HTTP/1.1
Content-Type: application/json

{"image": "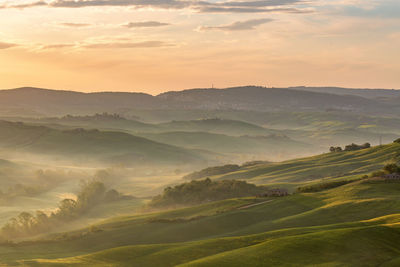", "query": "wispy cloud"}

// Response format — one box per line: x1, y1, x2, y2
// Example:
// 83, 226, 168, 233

50, 0, 188, 9
0, 42, 17, 49
0, 1, 47, 9
39, 43, 77, 49
0, 0, 312, 14
37, 40, 172, 50
198, 18, 273, 31
124, 21, 170, 28
59, 22, 91, 27
84, 41, 172, 49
